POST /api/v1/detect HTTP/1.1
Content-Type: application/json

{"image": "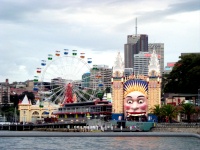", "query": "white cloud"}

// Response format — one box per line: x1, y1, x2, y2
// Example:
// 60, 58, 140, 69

0, 0, 199, 83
